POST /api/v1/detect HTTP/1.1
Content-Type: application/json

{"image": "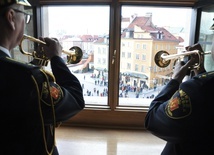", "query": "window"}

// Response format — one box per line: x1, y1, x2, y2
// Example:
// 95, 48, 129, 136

119, 6, 192, 106
127, 63, 131, 70
141, 65, 145, 72
127, 52, 131, 58
121, 52, 125, 58
42, 6, 110, 104
142, 54, 146, 61
198, 5, 214, 72
135, 64, 139, 71
136, 53, 139, 60
142, 44, 147, 50
20, 0, 209, 128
